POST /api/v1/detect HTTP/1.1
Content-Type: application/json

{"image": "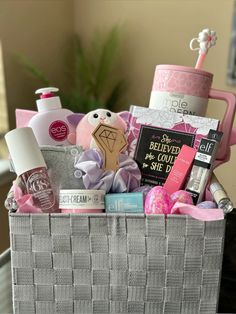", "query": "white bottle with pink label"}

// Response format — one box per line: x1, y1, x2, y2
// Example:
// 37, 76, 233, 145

28, 87, 74, 146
